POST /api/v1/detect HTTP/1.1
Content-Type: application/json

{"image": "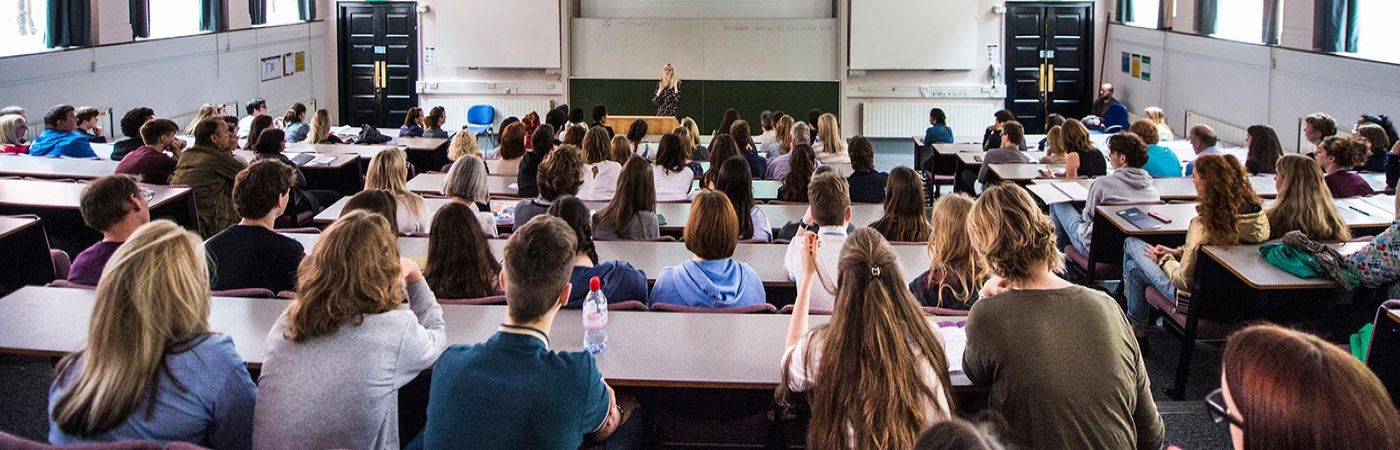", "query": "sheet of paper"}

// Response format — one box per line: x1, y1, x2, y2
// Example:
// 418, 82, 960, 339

939, 324, 967, 374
